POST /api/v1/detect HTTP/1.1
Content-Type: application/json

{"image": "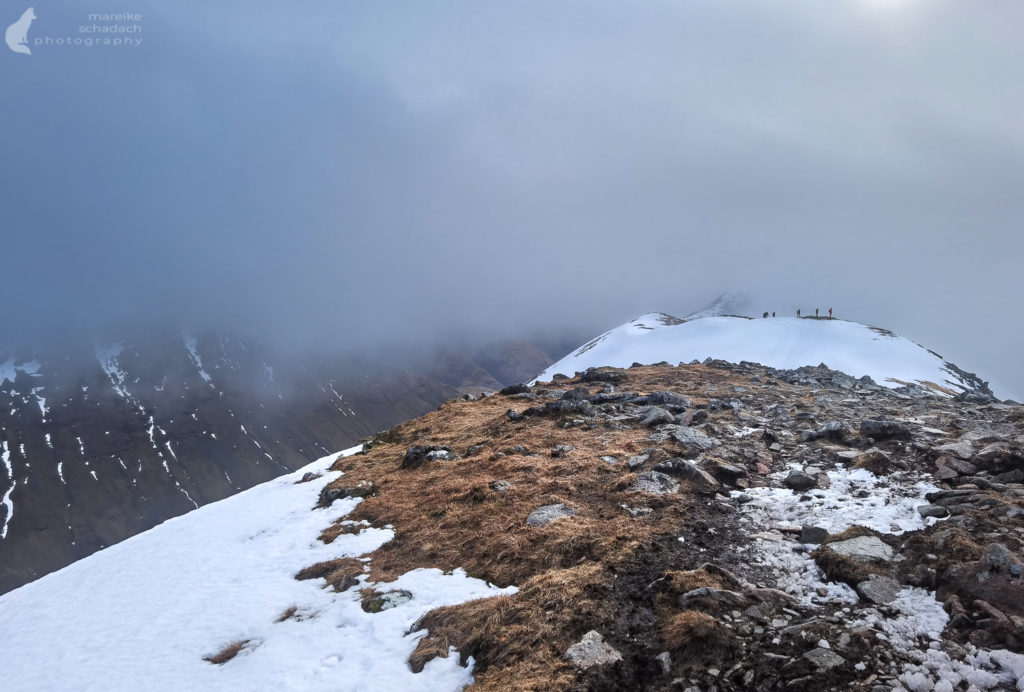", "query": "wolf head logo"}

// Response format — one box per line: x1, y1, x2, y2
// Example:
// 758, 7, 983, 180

5, 8, 37, 56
